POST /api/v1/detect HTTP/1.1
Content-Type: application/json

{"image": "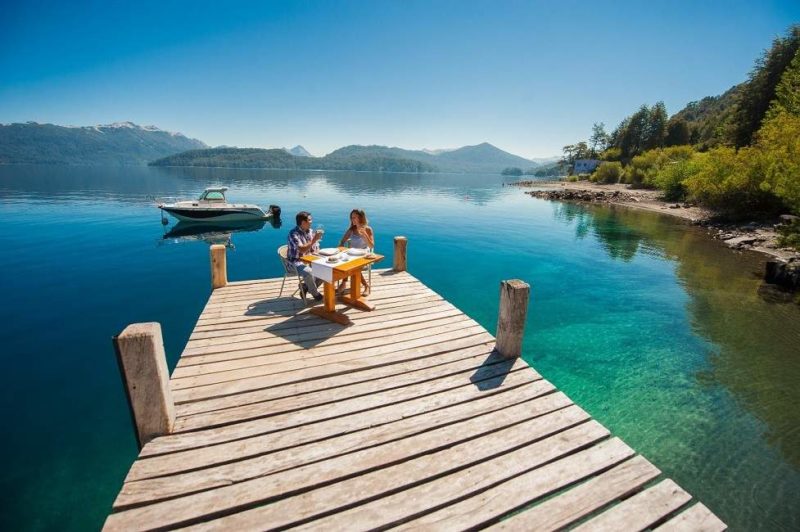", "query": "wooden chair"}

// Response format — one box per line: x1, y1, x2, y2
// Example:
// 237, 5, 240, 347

277, 245, 308, 306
